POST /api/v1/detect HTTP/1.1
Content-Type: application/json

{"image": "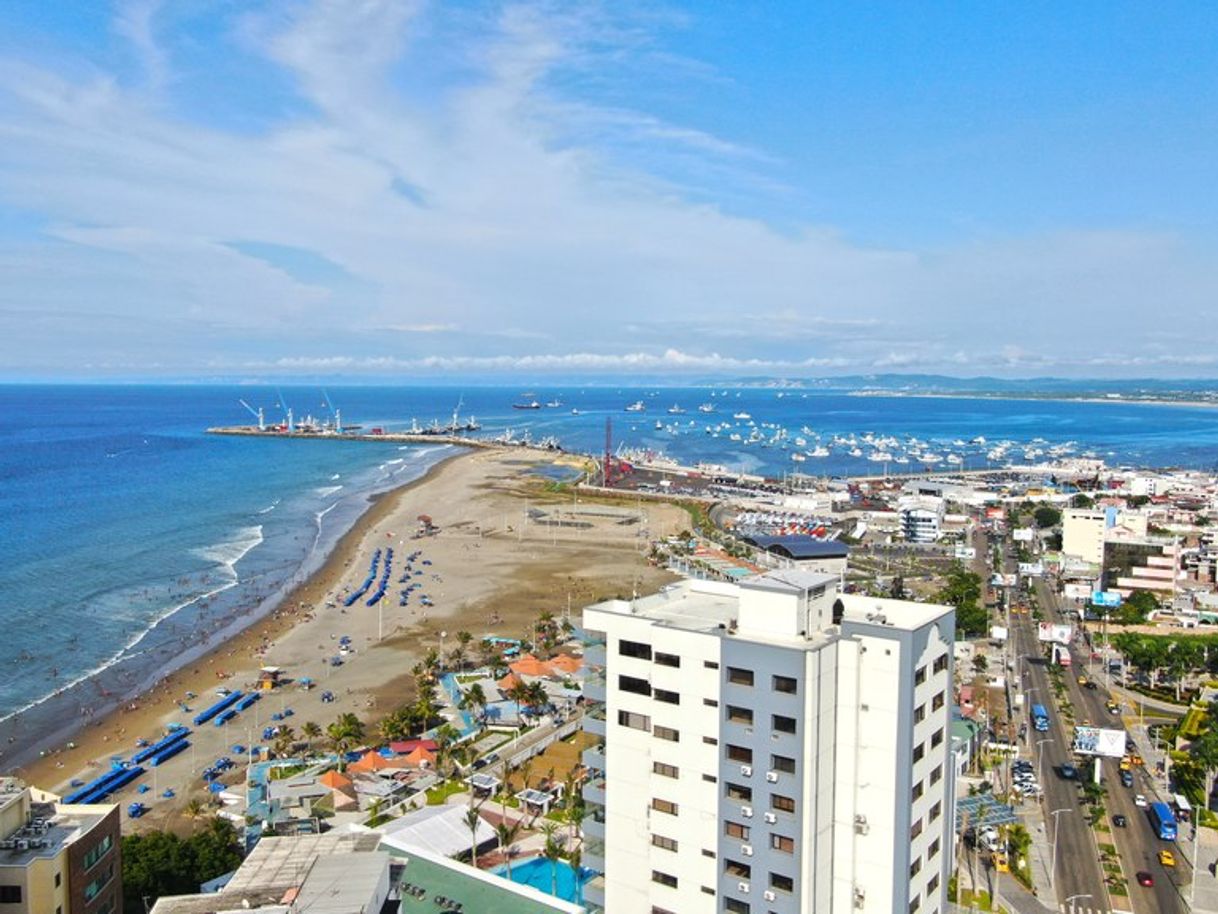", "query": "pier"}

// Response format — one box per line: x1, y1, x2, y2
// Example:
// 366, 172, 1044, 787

206, 426, 503, 449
